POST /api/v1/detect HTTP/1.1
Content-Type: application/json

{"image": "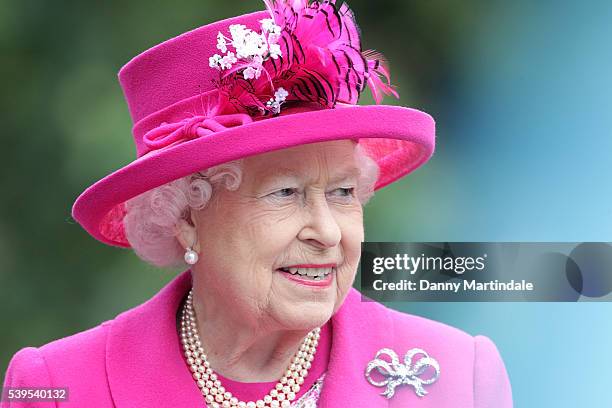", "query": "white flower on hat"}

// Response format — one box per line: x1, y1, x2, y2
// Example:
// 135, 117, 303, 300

234, 30, 267, 59
269, 43, 281, 59
274, 87, 289, 101
219, 51, 237, 69
260, 18, 281, 35
228, 24, 248, 42
266, 86, 289, 114
208, 54, 222, 68
209, 19, 283, 75
243, 66, 262, 80
216, 32, 227, 53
